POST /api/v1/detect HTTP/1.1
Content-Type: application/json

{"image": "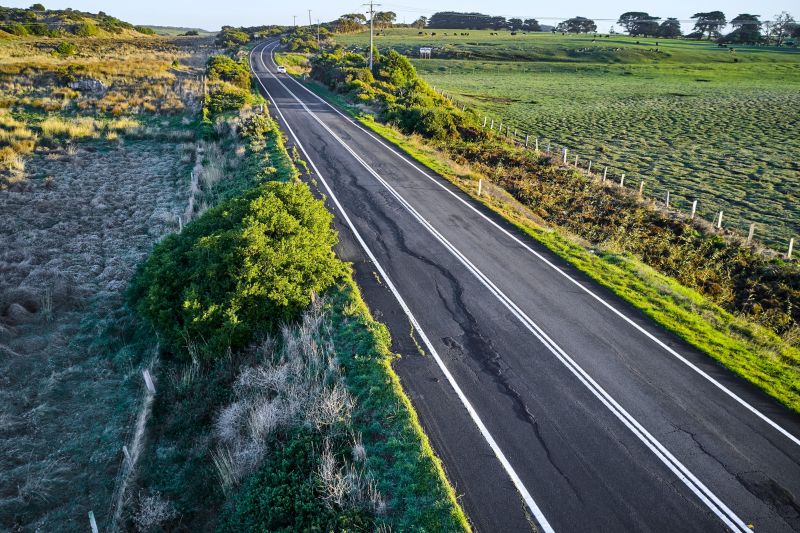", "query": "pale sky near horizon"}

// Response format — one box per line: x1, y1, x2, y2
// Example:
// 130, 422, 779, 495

1, 0, 794, 31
